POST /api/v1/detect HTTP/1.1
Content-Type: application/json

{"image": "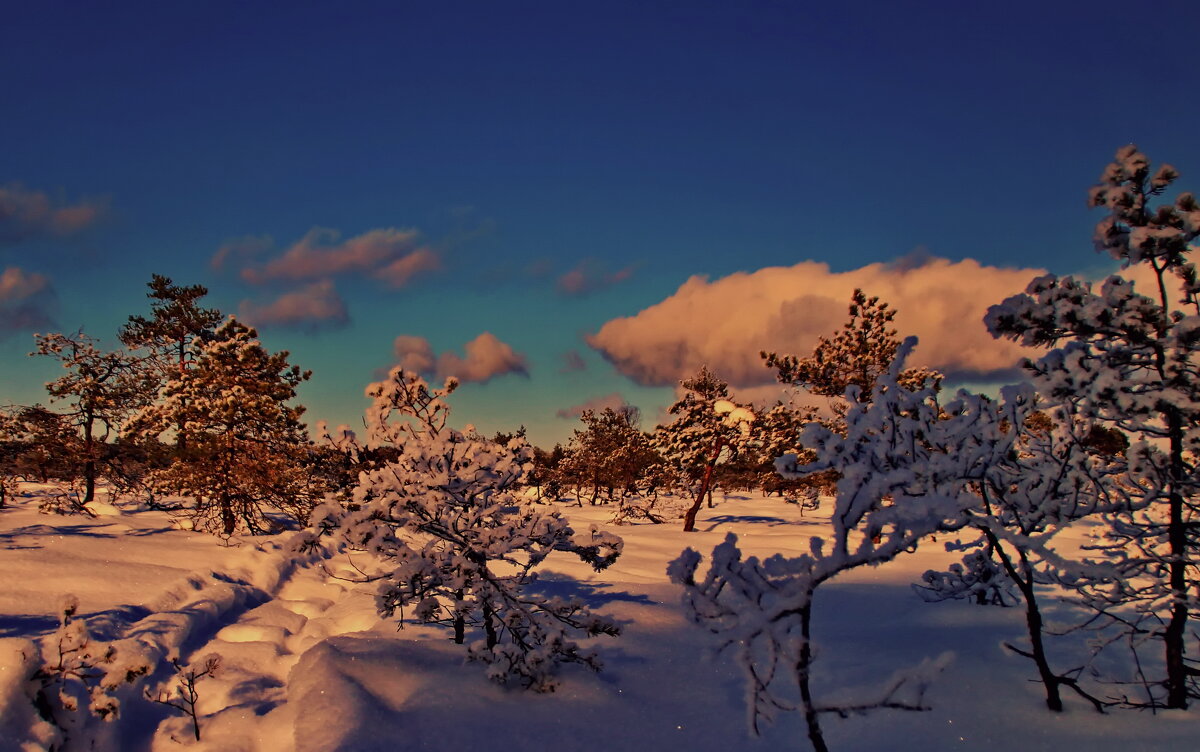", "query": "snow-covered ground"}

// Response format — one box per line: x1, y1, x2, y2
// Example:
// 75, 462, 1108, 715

2, 484, 1197, 751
